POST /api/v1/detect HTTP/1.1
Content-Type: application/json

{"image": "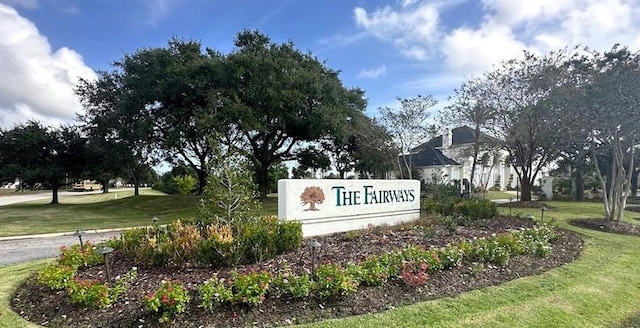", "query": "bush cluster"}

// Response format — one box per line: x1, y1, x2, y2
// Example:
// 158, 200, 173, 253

35, 243, 138, 310
424, 198, 498, 221
116, 217, 302, 267
37, 223, 556, 323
